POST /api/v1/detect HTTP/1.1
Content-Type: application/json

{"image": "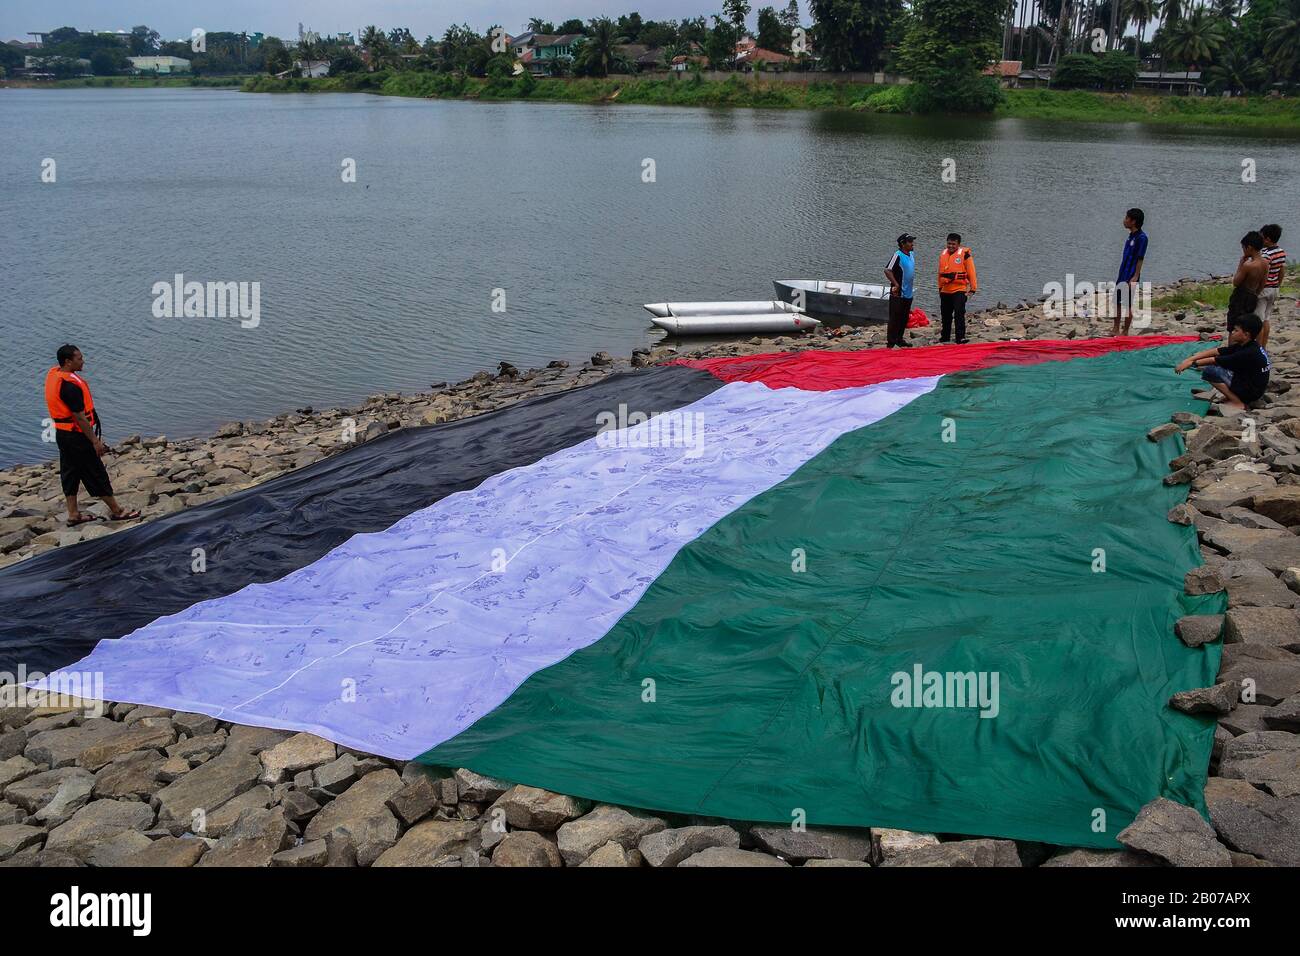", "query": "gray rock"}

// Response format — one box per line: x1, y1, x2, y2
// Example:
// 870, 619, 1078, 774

488, 784, 588, 832
260, 732, 336, 784
7, 767, 95, 825
120, 705, 173, 725
373, 820, 481, 867
578, 841, 635, 867
0, 824, 45, 861
679, 846, 791, 867
202, 784, 273, 838
1220, 560, 1300, 608
271, 839, 328, 867
154, 748, 262, 833
871, 827, 941, 864
88, 829, 154, 867
1169, 681, 1238, 715
196, 807, 291, 867
1218, 651, 1300, 706
638, 825, 741, 868
0, 755, 38, 790
1263, 694, 1300, 730
1175, 615, 1224, 648
1237, 535, 1300, 574
1224, 606, 1300, 651
1194, 472, 1276, 513
24, 718, 125, 769
91, 749, 166, 799
1115, 797, 1232, 866
279, 789, 321, 823
1218, 731, 1300, 797
170, 712, 220, 737
0, 729, 29, 761
492, 830, 563, 867
453, 768, 512, 803
303, 769, 403, 866
312, 754, 358, 795
1184, 566, 1225, 595
124, 835, 206, 867
882, 839, 1022, 867
1250, 486, 1300, 526
1203, 777, 1300, 866
165, 732, 227, 762
224, 725, 292, 754
45, 799, 156, 861
555, 804, 666, 866
1196, 514, 1285, 555
1147, 423, 1180, 442
748, 825, 873, 863
1041, 848, 1161, 867
385, 776, 438, 827
1167, 503, 1196, 526
1220, 704, 1276, 735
